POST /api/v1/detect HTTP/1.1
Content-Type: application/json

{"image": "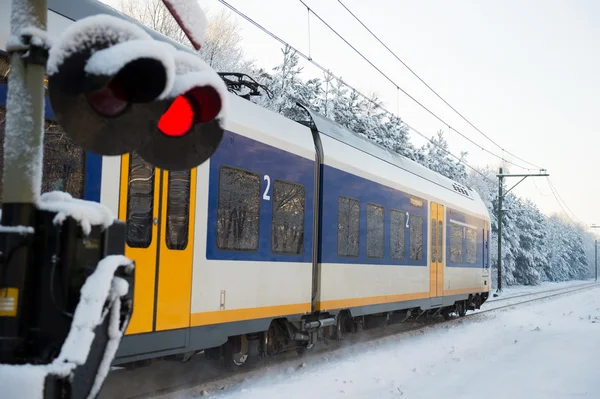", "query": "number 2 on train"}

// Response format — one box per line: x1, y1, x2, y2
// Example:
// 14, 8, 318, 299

263, 175, 271, 200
